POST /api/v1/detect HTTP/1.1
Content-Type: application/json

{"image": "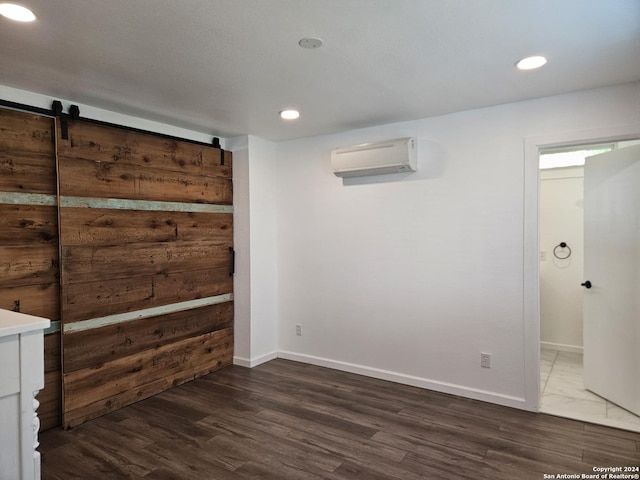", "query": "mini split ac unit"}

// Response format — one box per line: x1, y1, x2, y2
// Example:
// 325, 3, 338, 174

331, 137, 417, 178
